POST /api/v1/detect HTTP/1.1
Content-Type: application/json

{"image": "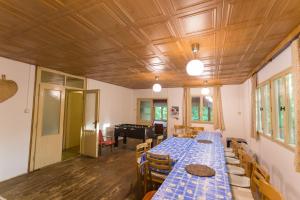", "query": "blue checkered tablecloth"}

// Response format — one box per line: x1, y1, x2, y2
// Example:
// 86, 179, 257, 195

152, 132, 232, 200
149, 137, 194, 162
